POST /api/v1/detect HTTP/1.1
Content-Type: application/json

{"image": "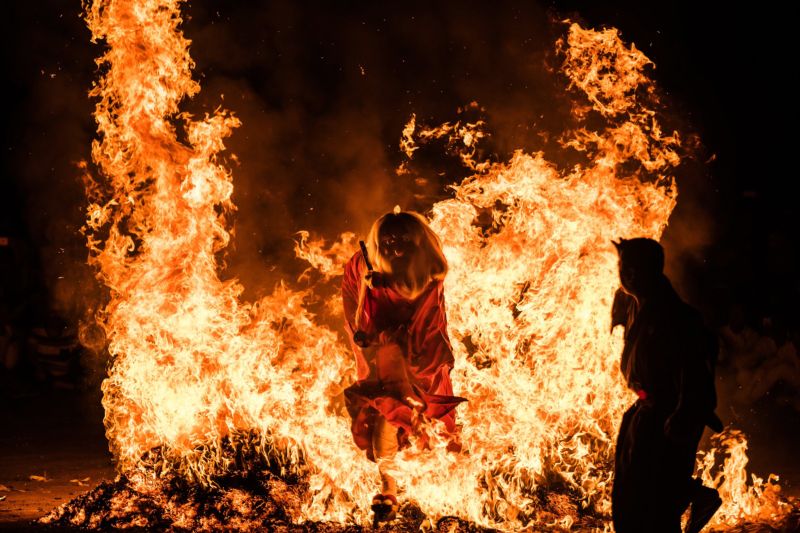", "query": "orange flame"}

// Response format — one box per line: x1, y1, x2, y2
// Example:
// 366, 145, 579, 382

82, 0, 787, 528
399, 109, 490, 172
